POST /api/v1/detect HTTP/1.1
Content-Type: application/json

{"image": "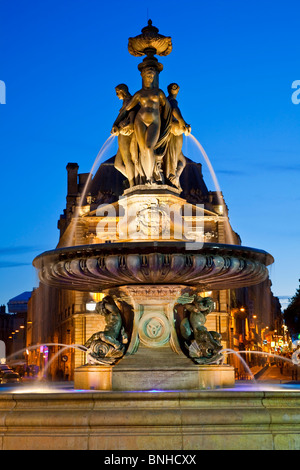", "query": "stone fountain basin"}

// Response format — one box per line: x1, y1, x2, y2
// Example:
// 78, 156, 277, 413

33, 242, 273, 292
